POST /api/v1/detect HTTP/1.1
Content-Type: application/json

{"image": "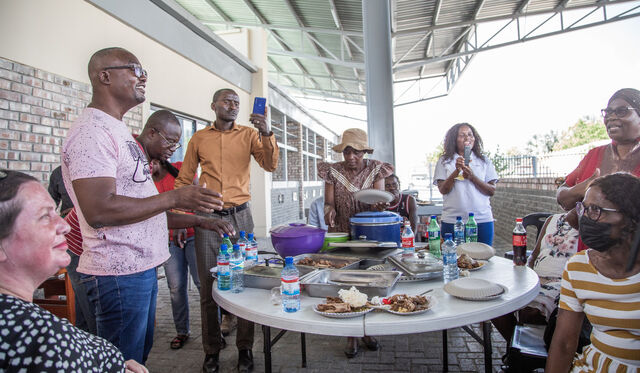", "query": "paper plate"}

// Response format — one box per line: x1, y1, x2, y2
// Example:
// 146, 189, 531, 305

385, 296, 436, 315
354, 189, 394, 204
312, 305, 373, 318
443, 277, 505, 299
456, 242, 495, 260
458, 260, 488, 272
